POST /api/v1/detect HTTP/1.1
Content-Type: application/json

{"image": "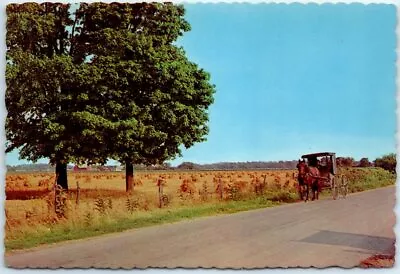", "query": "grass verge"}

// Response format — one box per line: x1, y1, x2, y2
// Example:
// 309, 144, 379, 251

5, 196, 280, 252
